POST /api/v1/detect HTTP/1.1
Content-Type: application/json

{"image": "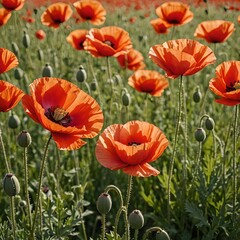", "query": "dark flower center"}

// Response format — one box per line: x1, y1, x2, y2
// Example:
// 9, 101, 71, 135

226, 80, 240, 92
104, 40, 114, 48
45, 107, 71, 127
128, 141, 141, 146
